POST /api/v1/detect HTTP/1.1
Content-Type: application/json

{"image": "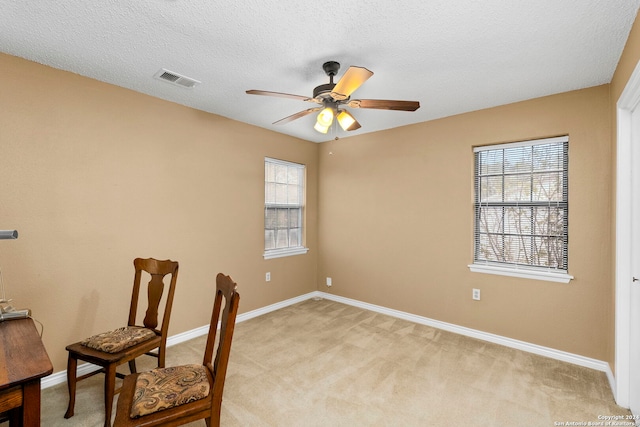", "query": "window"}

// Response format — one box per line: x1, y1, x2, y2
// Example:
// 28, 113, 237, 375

469, 136, 573, 283
264, 158, 308, 259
